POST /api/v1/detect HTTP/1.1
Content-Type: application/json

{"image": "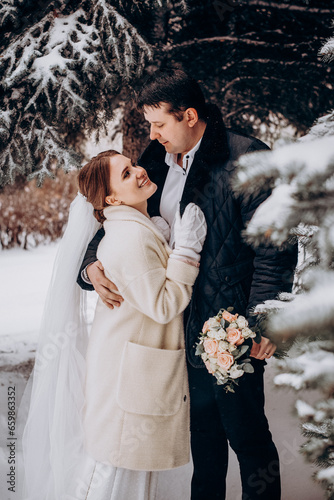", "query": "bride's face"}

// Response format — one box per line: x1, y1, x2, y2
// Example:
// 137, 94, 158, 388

105, 154, 157, 210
